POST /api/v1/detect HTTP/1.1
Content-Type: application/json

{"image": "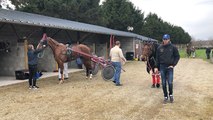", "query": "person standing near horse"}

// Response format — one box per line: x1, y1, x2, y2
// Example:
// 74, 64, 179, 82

206, 47, 211, 59
110, 41, 126, 86
27, 43, 44, 89
186, 44, 191, 58
58, 62, 69, 80
191, 46, 196, 58
154, 34, 180, 103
